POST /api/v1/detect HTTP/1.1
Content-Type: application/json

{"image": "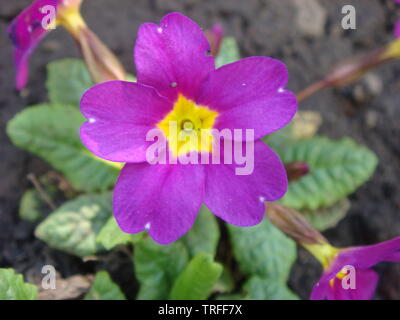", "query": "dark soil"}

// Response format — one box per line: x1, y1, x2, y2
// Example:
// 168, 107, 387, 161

1, 0, 399, 299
